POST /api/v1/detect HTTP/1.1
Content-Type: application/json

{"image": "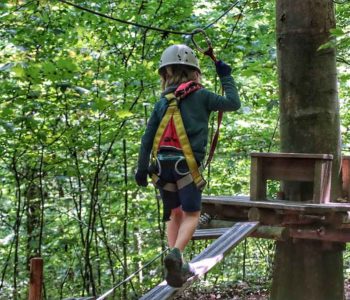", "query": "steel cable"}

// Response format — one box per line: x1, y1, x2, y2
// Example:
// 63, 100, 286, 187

58, 0, 240, 36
